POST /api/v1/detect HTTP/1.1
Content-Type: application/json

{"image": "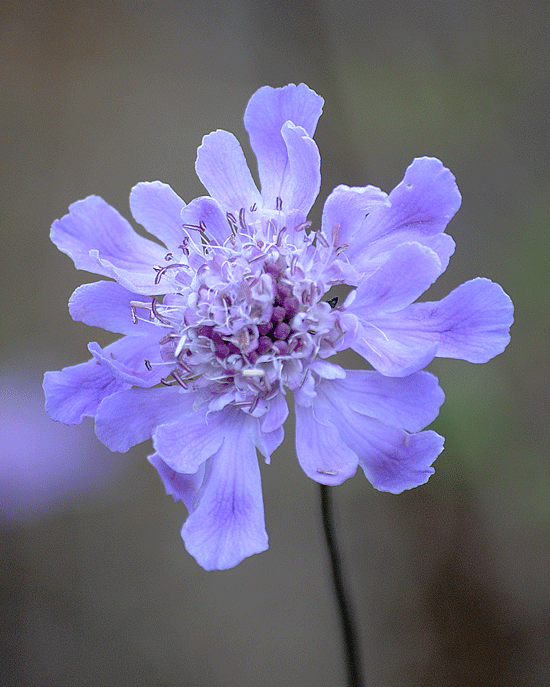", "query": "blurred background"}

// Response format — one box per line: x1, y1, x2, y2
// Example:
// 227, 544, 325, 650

1, 1, 548, 685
